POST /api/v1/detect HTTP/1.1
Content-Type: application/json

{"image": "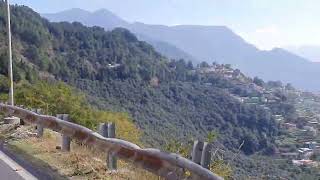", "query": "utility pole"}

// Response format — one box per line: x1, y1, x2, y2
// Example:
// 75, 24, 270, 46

6, 0, 14, 106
